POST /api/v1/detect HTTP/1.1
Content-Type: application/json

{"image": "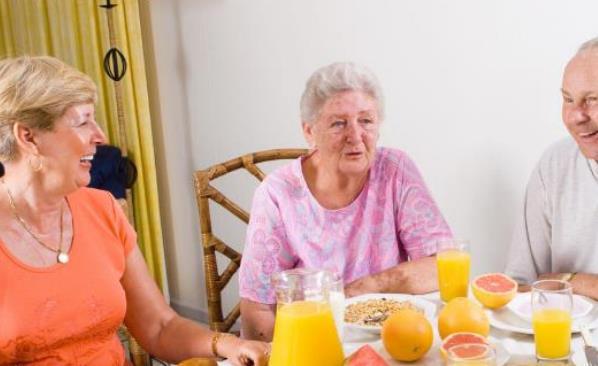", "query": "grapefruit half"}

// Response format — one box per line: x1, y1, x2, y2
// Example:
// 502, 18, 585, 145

440, 332, 488, 359
472, 273, 518, 309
